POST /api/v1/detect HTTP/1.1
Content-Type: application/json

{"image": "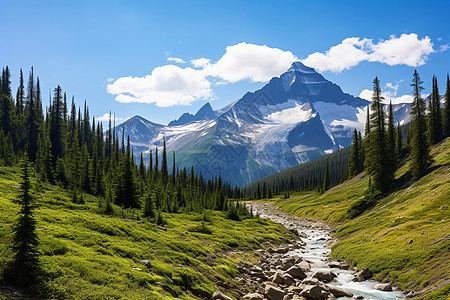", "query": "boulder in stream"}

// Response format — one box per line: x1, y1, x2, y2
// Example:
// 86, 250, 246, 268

312, 270, 337, 283
327, 285, 353, 297
352, 268, 372, 282
374, 283, 393, 291
265, 285, 286, 300
242, 292, 264, 300
285, 266, 307, 279
300, 285, 323, 299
